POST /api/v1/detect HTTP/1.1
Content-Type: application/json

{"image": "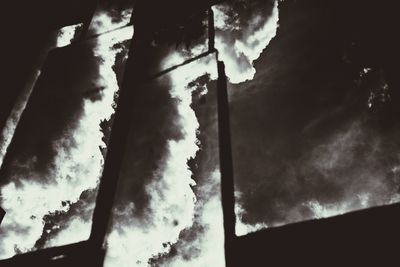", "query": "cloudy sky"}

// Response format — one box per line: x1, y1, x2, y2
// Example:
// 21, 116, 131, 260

1, 0, 399, 266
